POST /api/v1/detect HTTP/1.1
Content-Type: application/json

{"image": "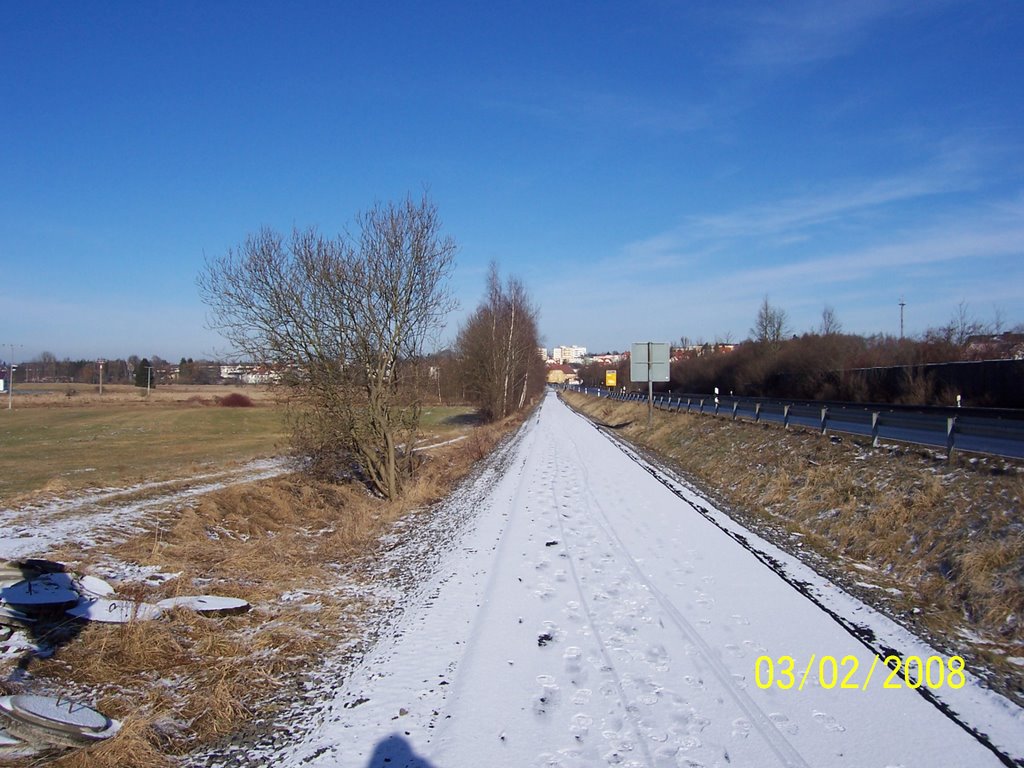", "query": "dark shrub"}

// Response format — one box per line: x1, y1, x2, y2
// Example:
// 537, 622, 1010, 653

219, 392, 254, 407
